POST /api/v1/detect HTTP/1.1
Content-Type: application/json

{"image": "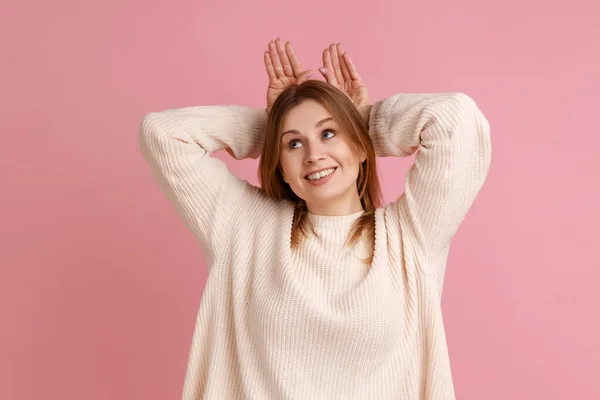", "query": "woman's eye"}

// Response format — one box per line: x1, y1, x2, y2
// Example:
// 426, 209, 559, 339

288, 130, 334, 149
323, 129, 335, 139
